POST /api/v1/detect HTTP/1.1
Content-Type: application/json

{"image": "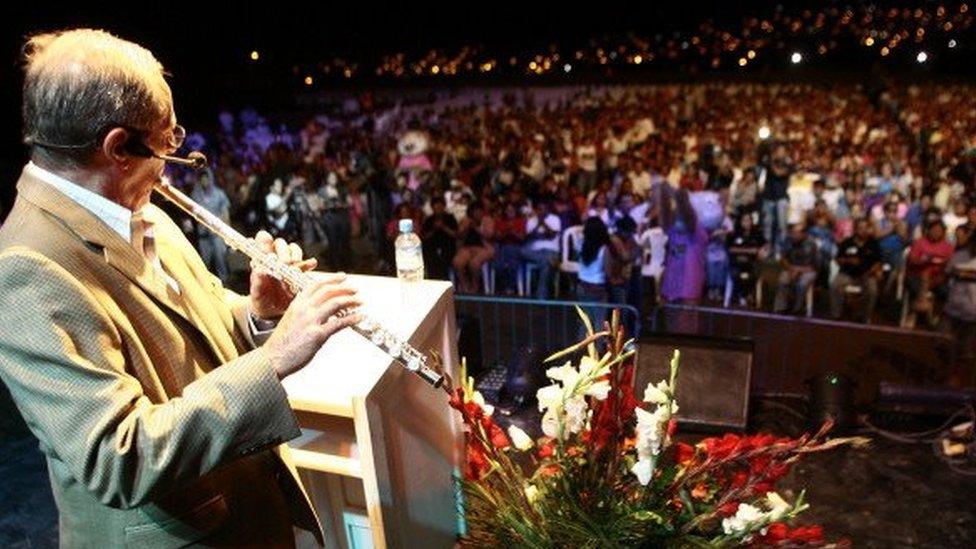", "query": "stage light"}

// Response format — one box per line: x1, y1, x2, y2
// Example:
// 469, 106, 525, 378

949, 39, 958, 49
563, 63, 572, 73
738, 57, 748, 67
431, 65, 440, 75
747, 50, 756, 59
304, 76, 313, 86
758, 126, 771, 140
865, 37, 875, 47
249, 51, 260, 61
917, 51, 928, 63
881, 47, 890, 56
529, 61, 538, 71
791, 52, 802, 64
633, 55, 643, 65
